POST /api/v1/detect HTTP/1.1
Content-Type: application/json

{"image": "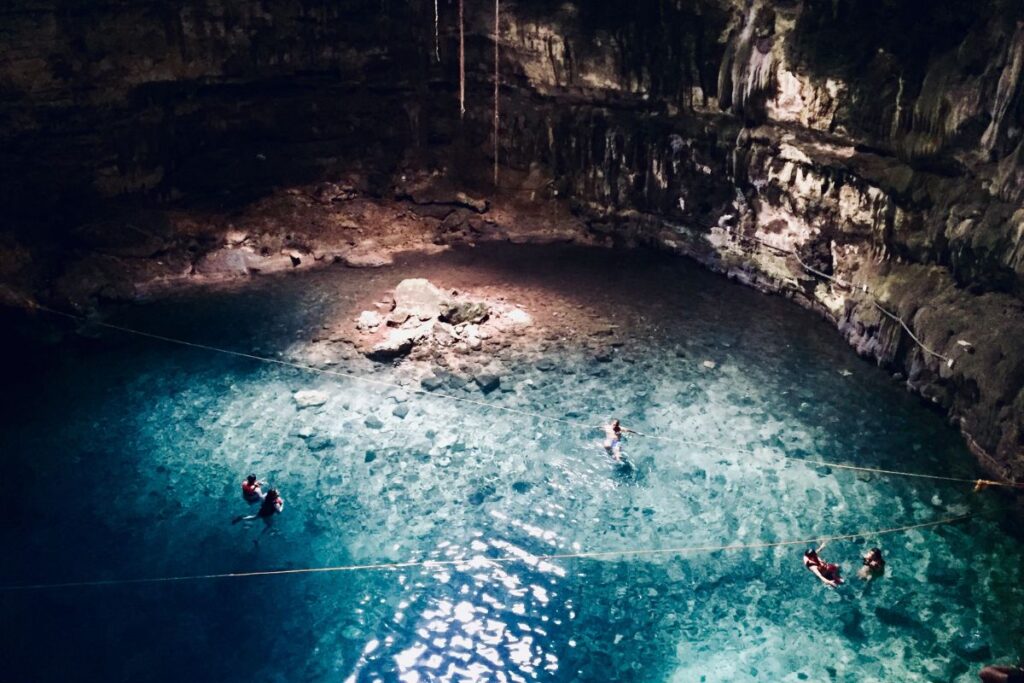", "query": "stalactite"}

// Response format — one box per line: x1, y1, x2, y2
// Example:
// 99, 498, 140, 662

494, 0, 500, 186
459, 0, 465, 117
